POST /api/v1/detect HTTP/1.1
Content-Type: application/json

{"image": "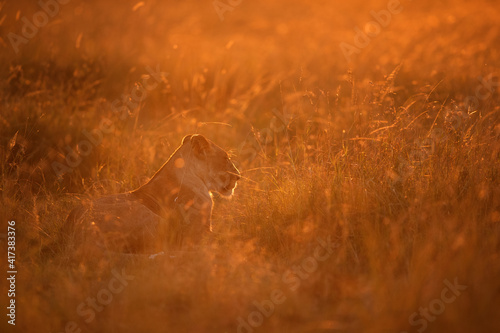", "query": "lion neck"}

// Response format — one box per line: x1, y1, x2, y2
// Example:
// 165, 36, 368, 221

132, 144, 212, 212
